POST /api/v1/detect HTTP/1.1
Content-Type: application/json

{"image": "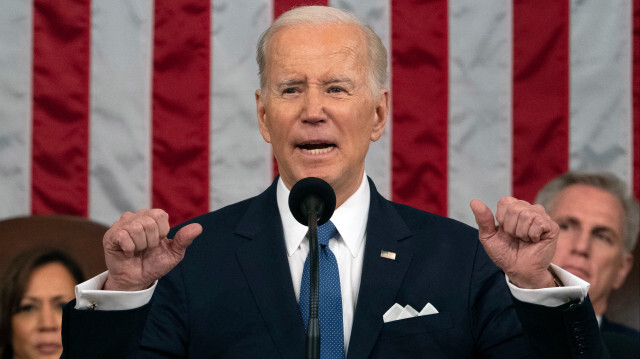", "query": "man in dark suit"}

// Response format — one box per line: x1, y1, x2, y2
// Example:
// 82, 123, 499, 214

535, 172, 640, 357
62, 6, 605, 358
